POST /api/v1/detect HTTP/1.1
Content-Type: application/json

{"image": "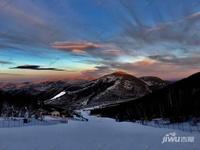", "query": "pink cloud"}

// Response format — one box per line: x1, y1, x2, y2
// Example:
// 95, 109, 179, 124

101, 49, 126, 56
51, 41, 101, 54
